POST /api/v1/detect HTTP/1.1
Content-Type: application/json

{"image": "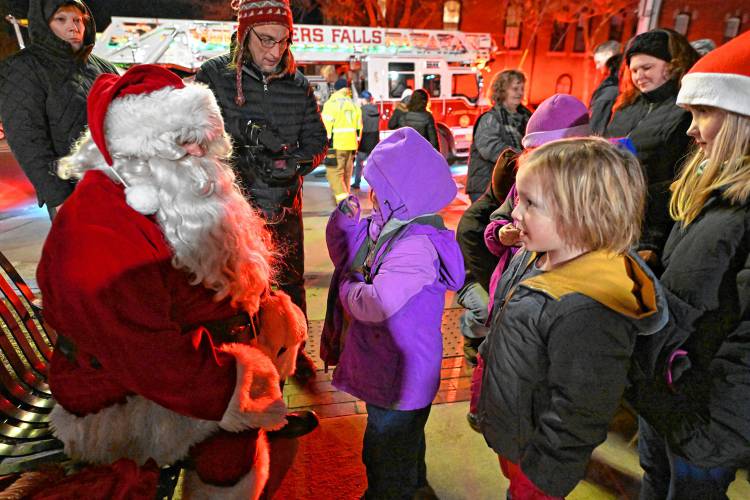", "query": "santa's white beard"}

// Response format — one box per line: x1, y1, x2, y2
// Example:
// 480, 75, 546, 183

60, 134, 275, 316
